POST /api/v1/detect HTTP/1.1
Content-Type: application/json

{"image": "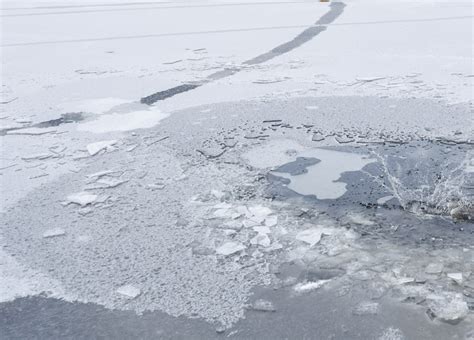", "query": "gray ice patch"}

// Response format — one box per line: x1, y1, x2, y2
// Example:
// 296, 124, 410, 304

273, 157, 320, 176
